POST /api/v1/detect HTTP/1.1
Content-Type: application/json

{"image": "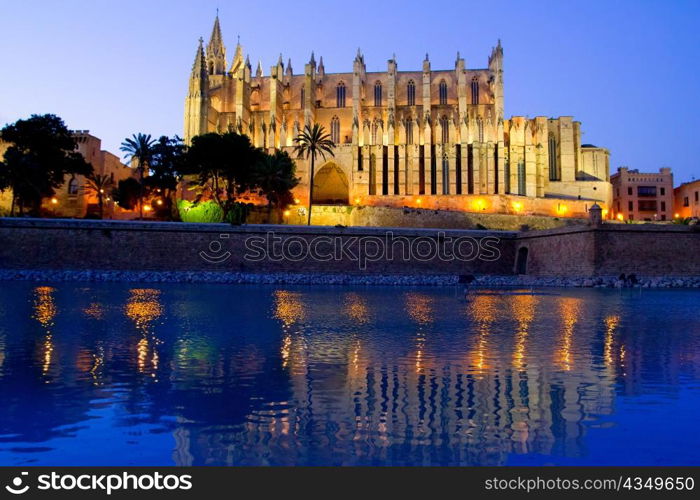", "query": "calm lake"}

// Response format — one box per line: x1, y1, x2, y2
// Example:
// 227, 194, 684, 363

0, 282, 698, 466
